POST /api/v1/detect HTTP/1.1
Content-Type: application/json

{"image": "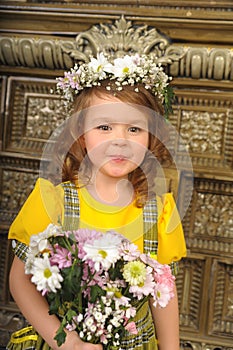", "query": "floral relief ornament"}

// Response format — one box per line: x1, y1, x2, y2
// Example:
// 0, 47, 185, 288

56, 52, 174, 117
